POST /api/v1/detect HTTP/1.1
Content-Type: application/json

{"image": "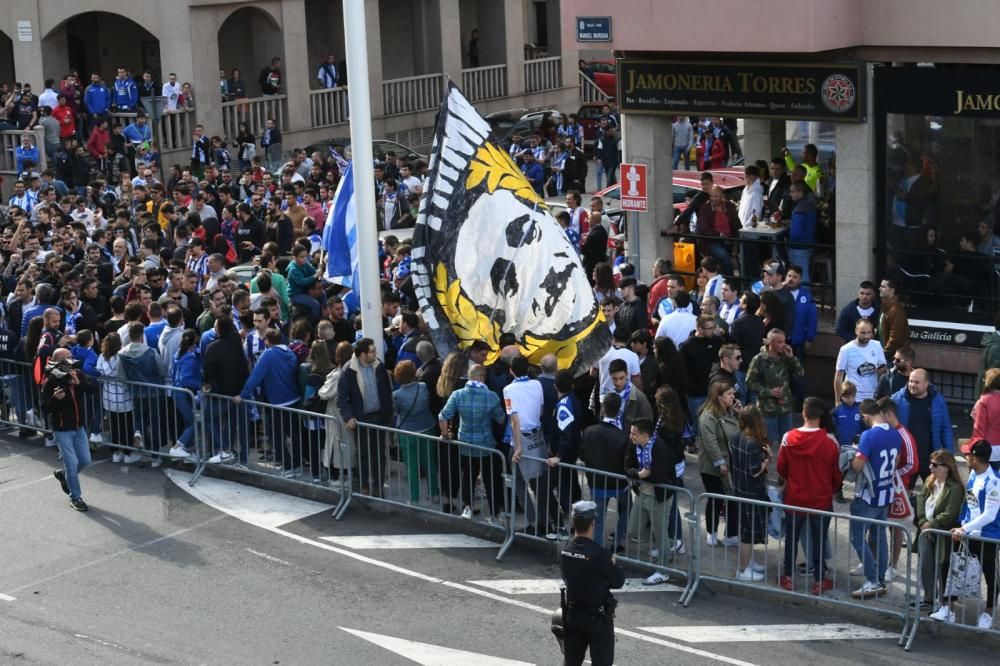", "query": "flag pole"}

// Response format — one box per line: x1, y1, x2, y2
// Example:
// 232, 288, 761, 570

343, 0, 384, 358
